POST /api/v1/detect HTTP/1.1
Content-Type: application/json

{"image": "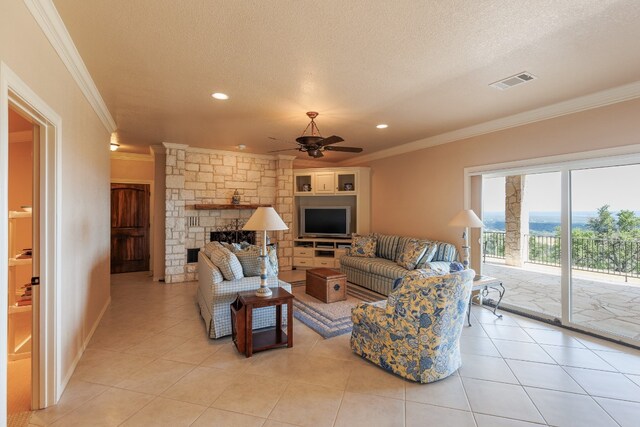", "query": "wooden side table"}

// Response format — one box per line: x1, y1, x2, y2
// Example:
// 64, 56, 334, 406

230, 287, 294, 357
467, 275, 505, 327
